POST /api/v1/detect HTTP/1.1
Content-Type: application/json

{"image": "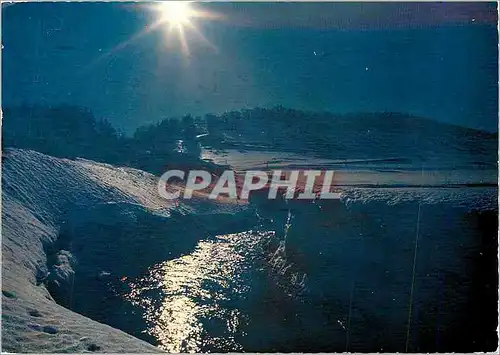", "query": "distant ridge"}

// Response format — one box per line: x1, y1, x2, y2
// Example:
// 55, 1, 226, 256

3, 105, 497, 173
